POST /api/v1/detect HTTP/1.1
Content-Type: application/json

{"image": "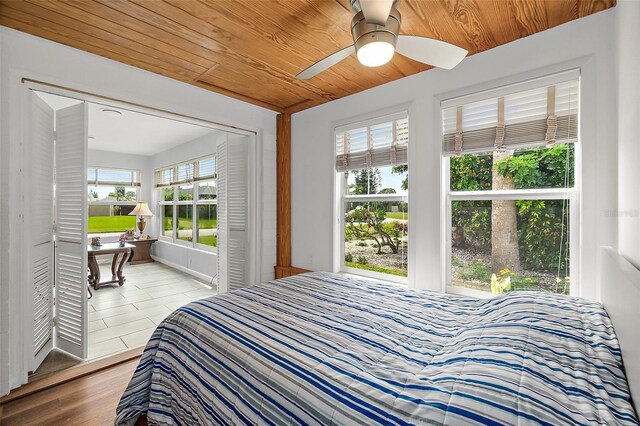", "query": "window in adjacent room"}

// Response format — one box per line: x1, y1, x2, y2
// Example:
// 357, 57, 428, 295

87, 167, 140, 235
156, 155, 217, 250
442, 71, 580, 296
336, 112, 409, 283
